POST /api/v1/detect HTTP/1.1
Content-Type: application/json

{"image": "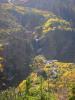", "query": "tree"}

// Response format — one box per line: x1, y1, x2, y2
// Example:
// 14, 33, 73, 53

26, 77, 31, 95
69, 86, 75, 100
32, 55, 46, 71
0, 44, 7, 90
